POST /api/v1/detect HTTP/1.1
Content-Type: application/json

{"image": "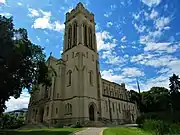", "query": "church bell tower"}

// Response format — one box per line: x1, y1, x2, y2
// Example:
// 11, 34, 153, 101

63, 2, 97, 52
61, 2, 102, 123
